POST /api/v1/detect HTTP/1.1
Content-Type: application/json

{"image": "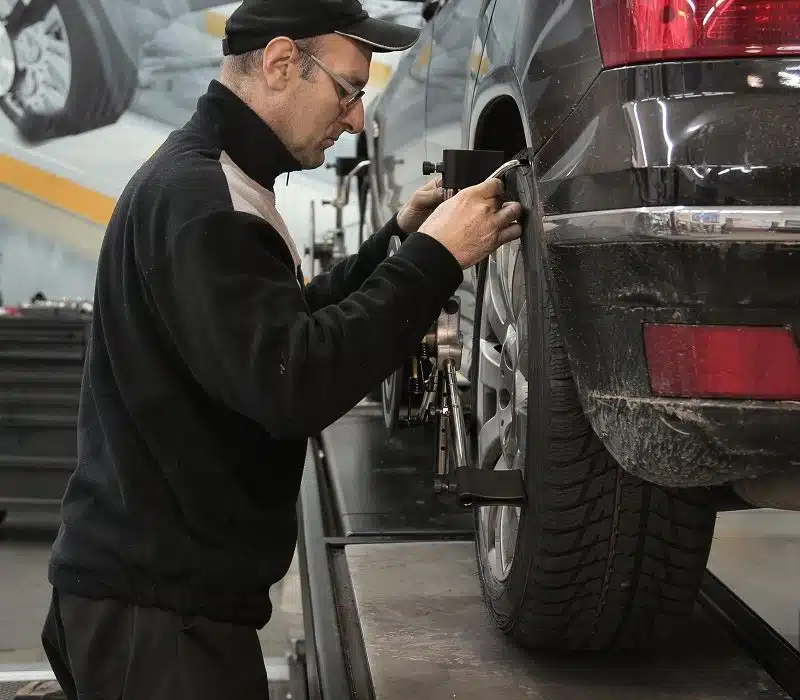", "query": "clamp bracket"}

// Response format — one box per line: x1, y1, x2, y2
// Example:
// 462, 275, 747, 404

388, 150, 531, 507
